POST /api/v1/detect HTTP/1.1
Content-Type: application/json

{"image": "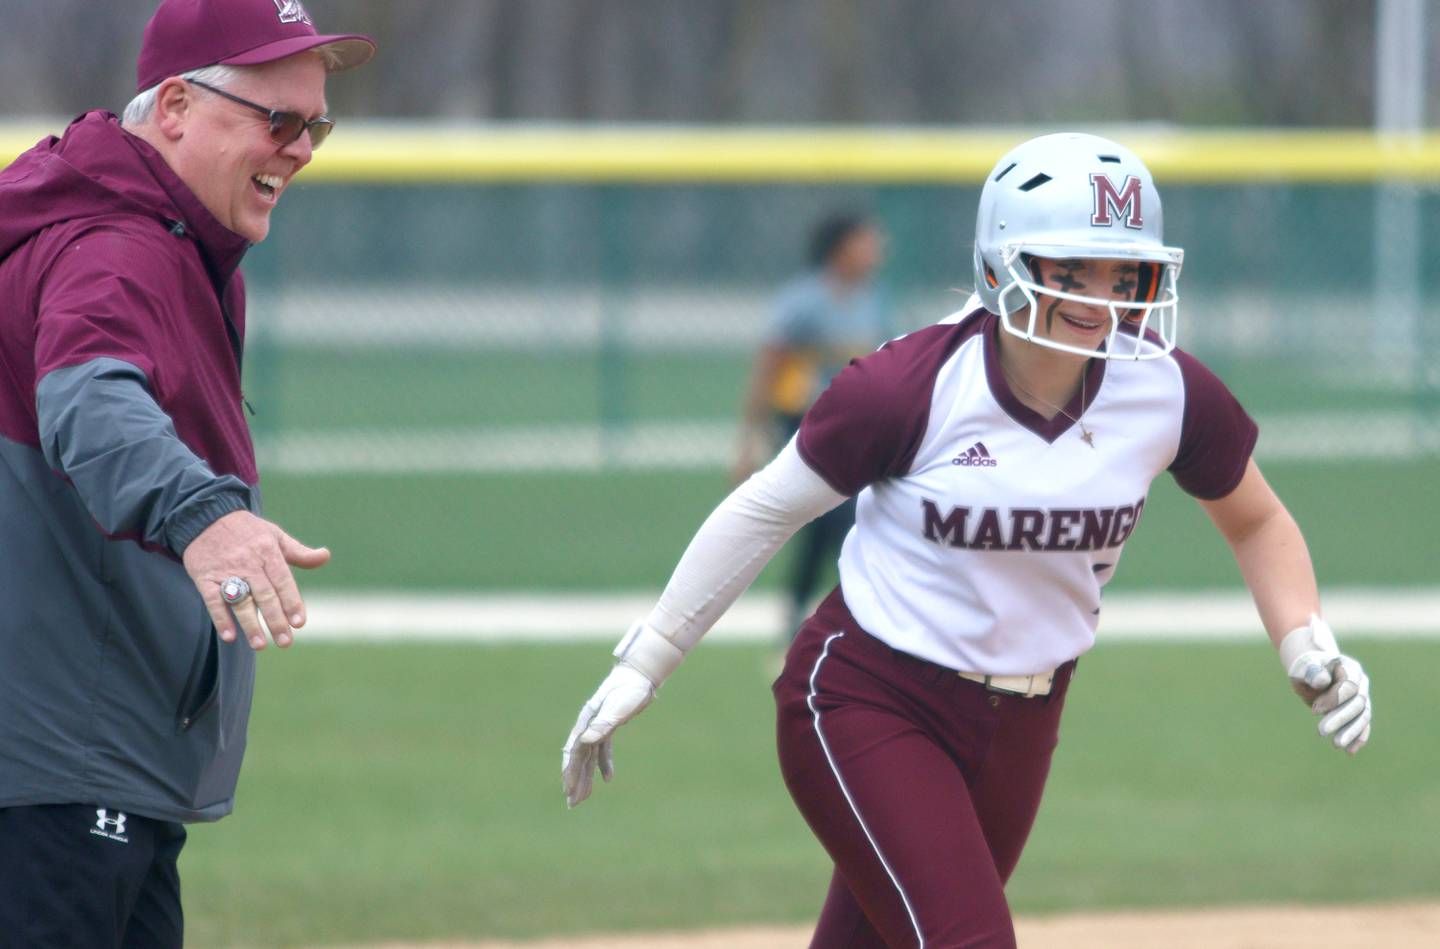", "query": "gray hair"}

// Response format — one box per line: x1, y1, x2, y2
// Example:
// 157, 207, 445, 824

314, 43, 344, 71
120, 45, 340, 127
121, 64, 243, 127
